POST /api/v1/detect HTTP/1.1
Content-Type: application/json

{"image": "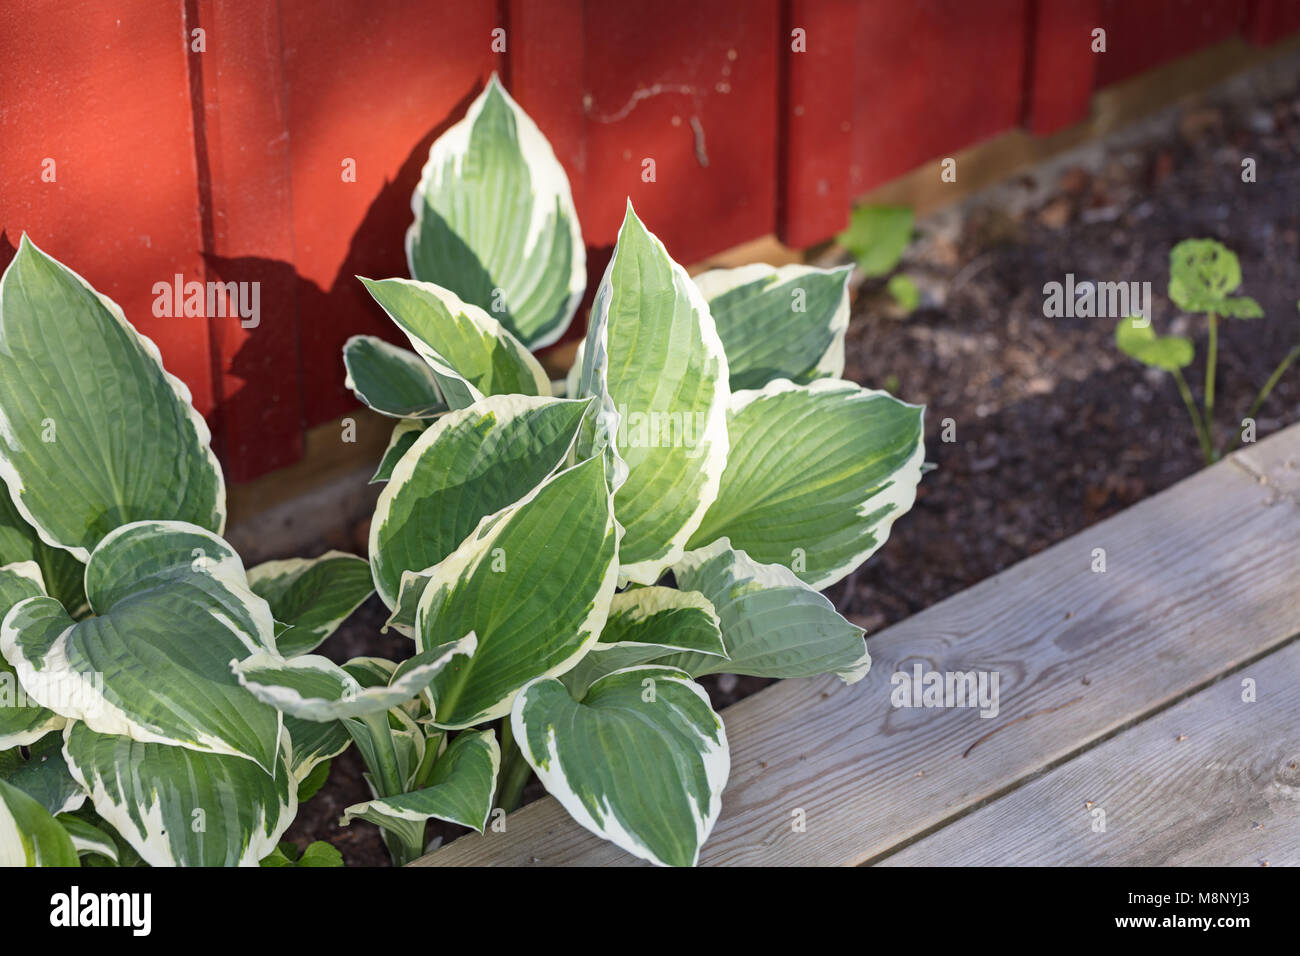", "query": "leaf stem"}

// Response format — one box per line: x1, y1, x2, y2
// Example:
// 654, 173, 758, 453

1226, 342, 1300, 455
495, 718, 532, 816
1172, 367, 1214, 466
1204, 312, 1219, 456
